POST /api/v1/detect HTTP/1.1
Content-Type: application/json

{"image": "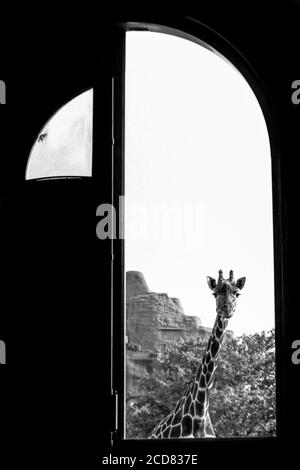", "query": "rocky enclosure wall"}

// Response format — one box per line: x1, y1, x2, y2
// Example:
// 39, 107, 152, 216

126, 271, 226, 396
